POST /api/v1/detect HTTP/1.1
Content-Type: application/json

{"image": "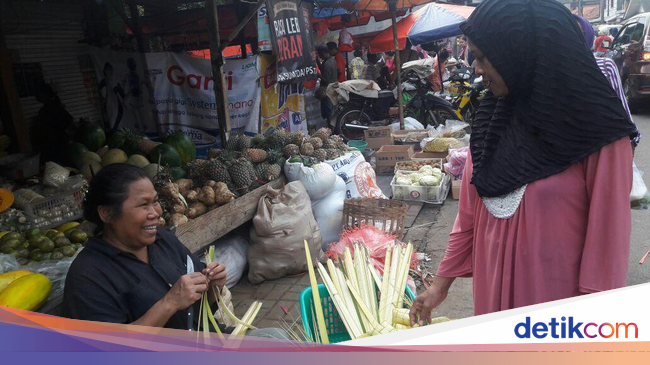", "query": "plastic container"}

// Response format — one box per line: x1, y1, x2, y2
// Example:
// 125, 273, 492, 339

391, 171, 450, 204
19, 178, 87, 229
0, 153, 40, 180
347, 139, 368, 152
300, 283, 416, 343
